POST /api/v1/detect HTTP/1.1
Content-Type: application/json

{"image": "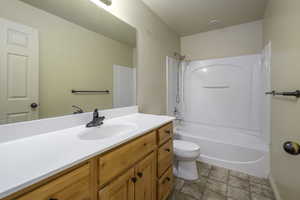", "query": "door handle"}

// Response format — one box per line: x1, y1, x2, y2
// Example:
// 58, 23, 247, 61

283, 141, 300, 155
30, 103, 38, 109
